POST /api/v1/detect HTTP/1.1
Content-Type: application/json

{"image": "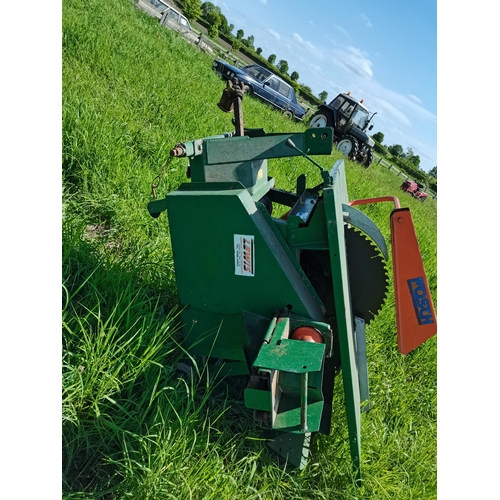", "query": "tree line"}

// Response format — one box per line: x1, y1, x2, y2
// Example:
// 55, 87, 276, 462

372, 131, 426, 171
